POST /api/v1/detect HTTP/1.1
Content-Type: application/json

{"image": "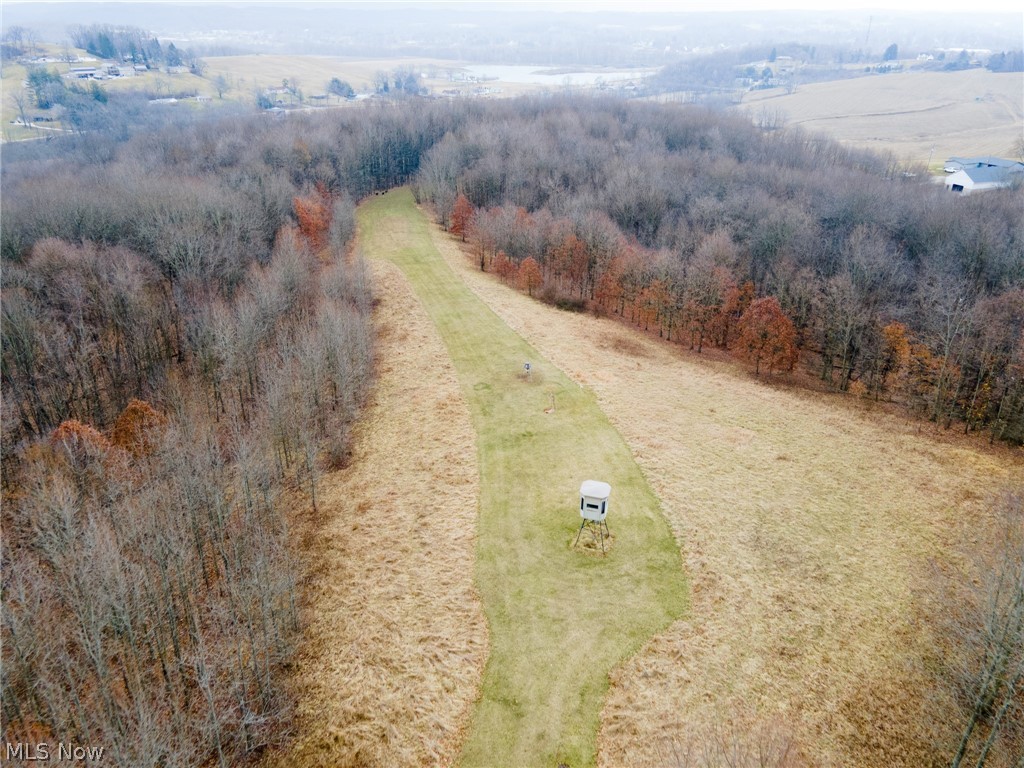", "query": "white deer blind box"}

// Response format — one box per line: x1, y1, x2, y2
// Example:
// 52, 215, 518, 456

575, 480, 611, 553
